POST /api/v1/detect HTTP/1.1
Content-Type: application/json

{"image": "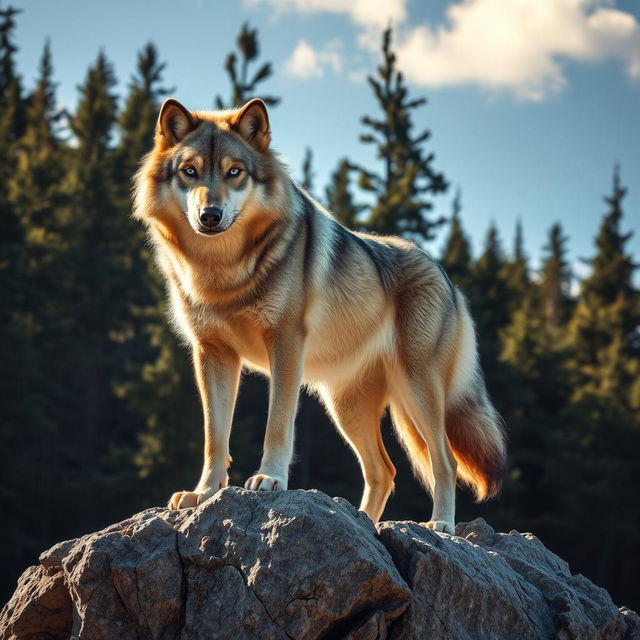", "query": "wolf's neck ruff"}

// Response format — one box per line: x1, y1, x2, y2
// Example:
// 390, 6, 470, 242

132, 98, 506, 532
